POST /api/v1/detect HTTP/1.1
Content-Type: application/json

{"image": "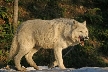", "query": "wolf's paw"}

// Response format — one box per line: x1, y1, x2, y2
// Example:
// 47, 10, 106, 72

34, 66, 39, 70
60, 66, 66, 69
48, 63, 56, 69
17, 66, 26, 71
48, 61, 58, 69
20, 66, 27, 71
